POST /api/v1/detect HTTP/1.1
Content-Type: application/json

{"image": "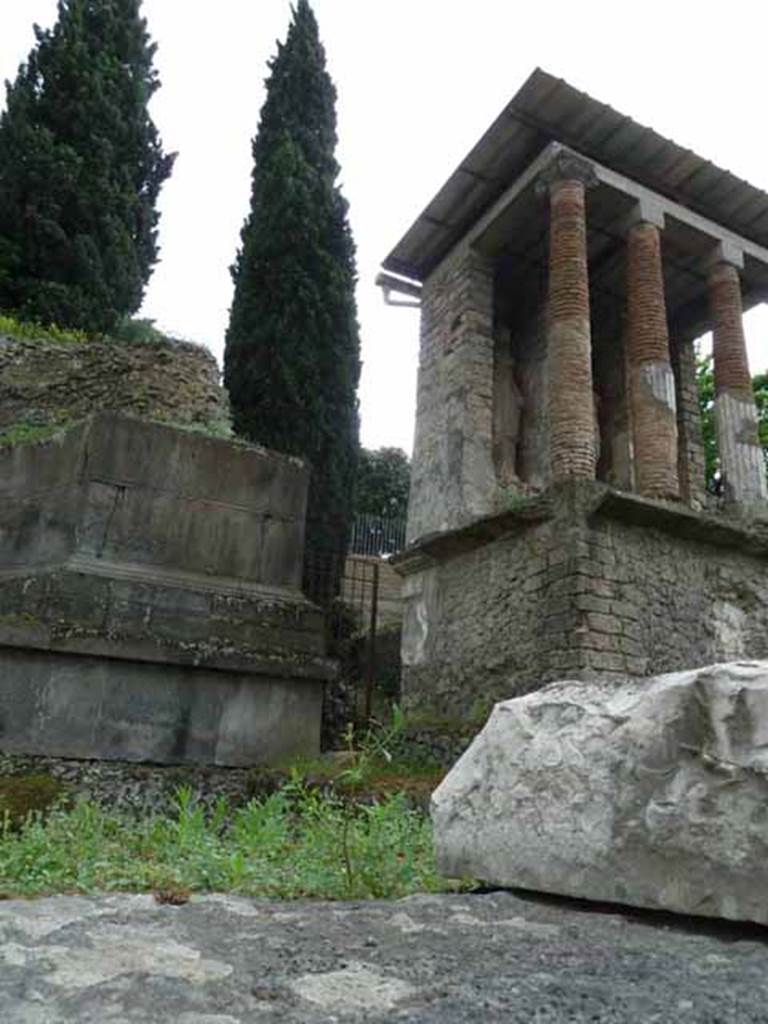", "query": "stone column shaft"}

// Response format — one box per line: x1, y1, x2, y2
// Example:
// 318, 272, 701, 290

709, 261, 767, 504
546, 178, 596, 482
626, 220, 679, 498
